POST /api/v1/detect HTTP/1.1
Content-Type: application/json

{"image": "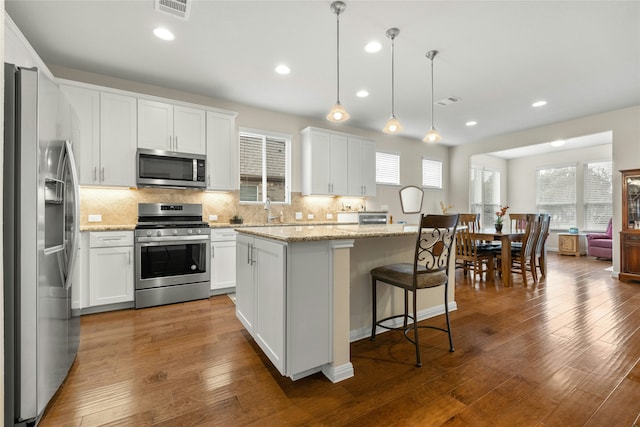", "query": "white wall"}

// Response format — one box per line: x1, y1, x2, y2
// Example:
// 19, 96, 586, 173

48, 64, 451, 224
450, 106, 640, 274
